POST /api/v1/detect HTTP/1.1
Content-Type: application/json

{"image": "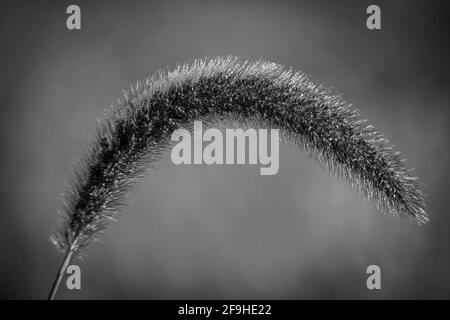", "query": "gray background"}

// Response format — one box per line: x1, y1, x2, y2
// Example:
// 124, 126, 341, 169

1, 0, 449, 299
